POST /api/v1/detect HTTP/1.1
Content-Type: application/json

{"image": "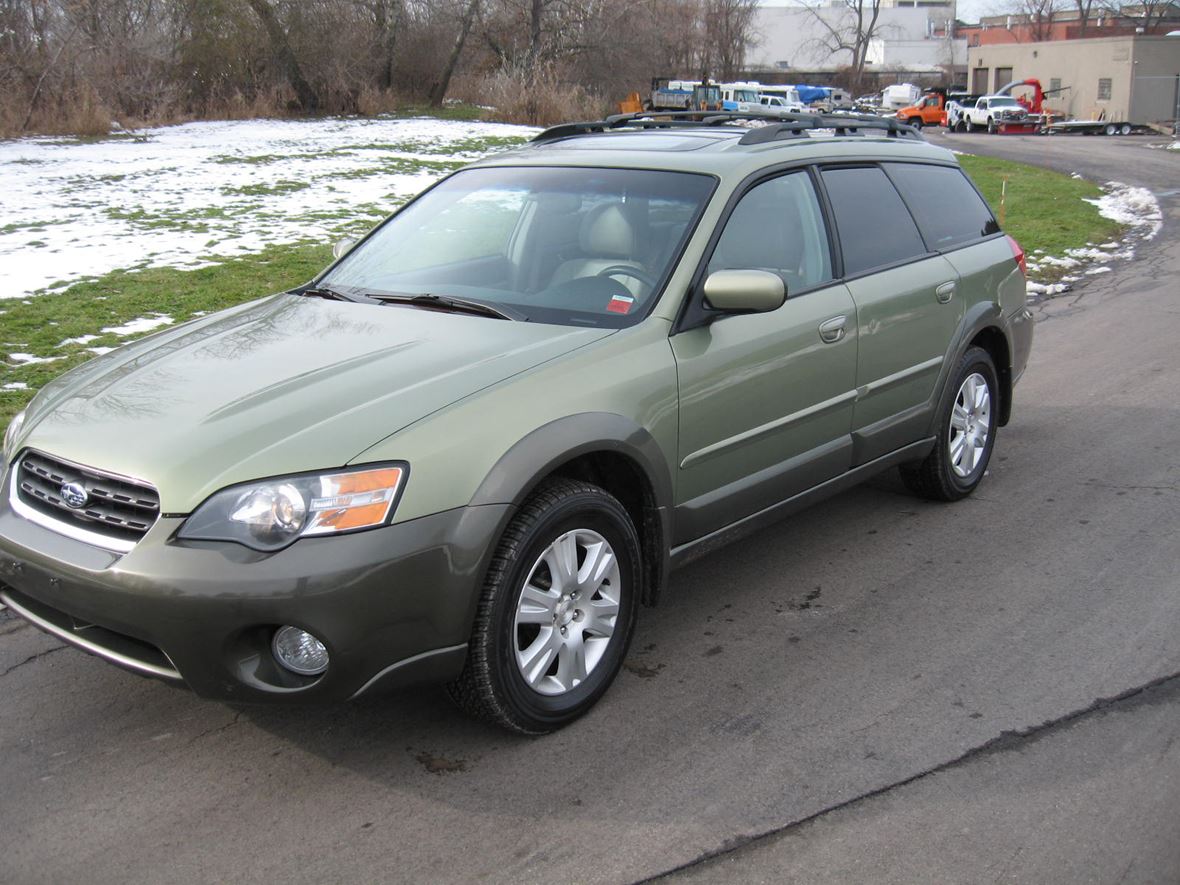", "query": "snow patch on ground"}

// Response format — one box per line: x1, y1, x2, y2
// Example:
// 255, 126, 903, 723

56, 333, 100, 347
8, 352, 62, 365
101, 314, 173, 336
87, 347, 114, 356
0, 116, 537, 299
1168, 142, 1180, 151
2, 382, 28, 390
1025, 180, 1163, 301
